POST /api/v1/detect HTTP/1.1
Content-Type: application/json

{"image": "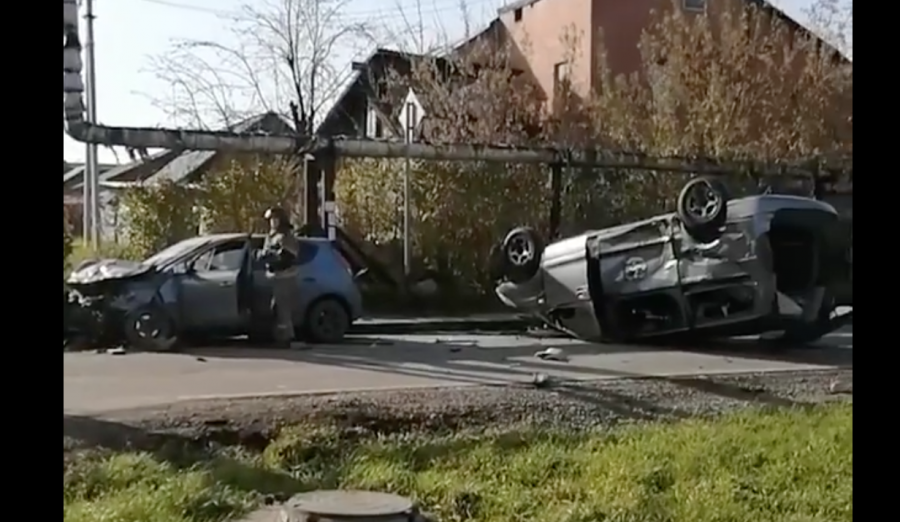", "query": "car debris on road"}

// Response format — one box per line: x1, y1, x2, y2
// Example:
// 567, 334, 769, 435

534, 347, 569, 362
532, 372, 553, 388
